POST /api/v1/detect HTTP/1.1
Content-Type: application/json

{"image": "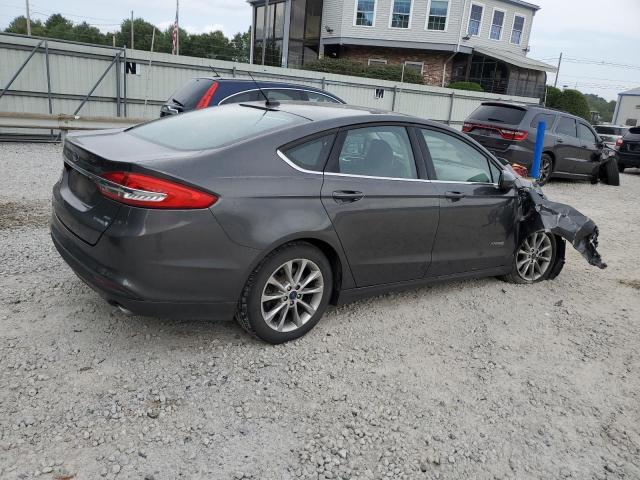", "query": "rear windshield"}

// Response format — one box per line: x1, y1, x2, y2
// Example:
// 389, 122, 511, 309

595, 126, 625, 136
470, 105, 527, 125
129, 105, 303, 150
167, 78, 214, 109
